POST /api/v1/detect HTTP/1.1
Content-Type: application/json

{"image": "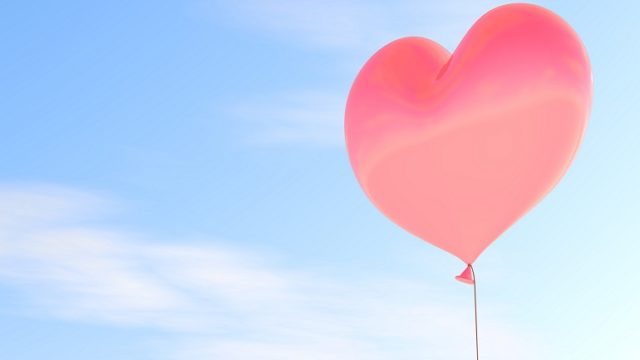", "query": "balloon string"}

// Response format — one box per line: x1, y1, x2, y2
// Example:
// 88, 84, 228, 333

470, 264, 479, 360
